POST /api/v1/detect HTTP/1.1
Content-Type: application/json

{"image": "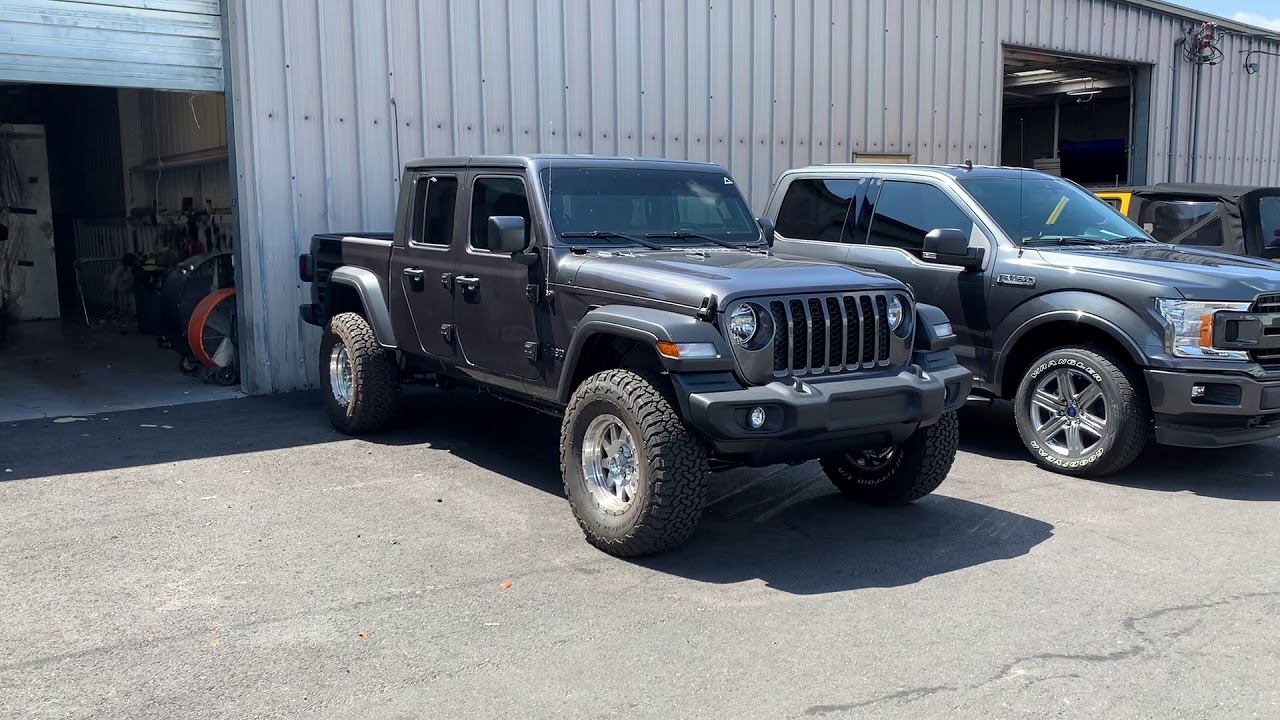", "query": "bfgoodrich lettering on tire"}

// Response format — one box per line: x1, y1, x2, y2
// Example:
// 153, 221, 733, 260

819, 411, 959, 504
320, 312, 401, 435
560, 369, 709, 557
1013, 346, 1151, 477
